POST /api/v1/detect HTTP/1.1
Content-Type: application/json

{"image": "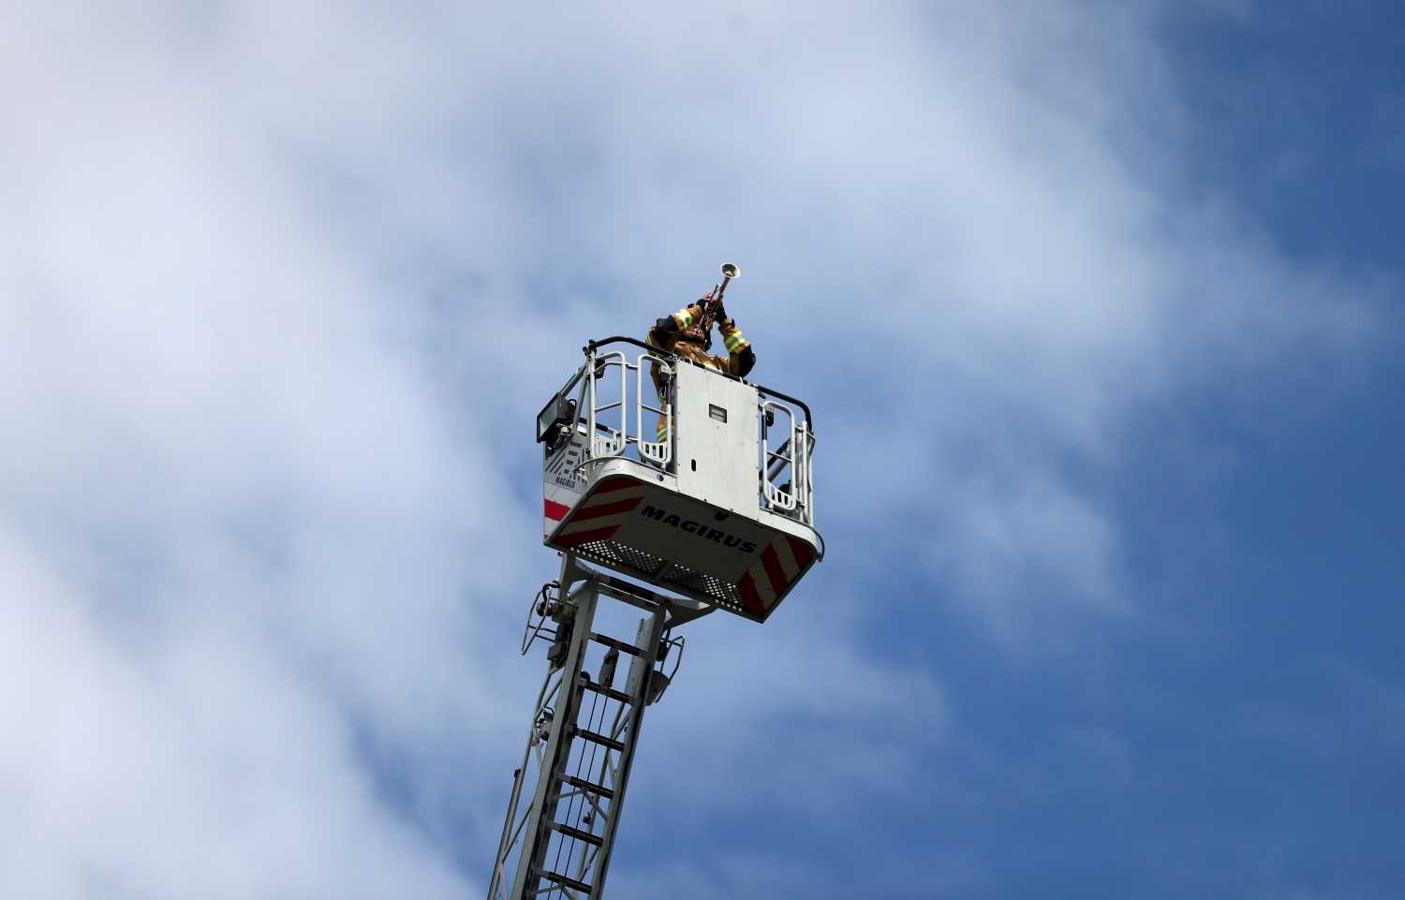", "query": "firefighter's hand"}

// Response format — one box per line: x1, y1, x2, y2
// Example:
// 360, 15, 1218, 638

712, 301, 728, 324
